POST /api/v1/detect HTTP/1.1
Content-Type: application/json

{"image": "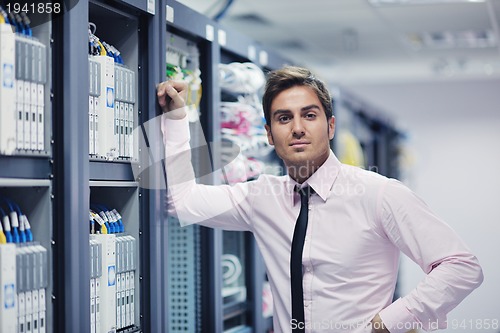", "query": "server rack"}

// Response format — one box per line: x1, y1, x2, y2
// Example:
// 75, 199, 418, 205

164, 3, 222, 332
336, 90, 402, 179
1, 4, 54, 333
218, 27, 288, 333
50, 0, 161, 332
